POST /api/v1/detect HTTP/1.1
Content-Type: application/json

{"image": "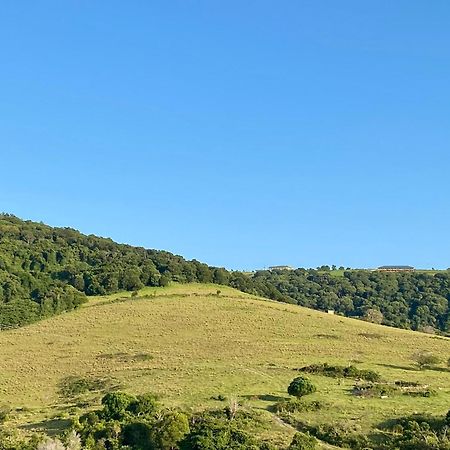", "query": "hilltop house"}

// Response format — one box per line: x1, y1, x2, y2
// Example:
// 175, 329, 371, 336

377, 265, 415, 272
269, 265, 294, 271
